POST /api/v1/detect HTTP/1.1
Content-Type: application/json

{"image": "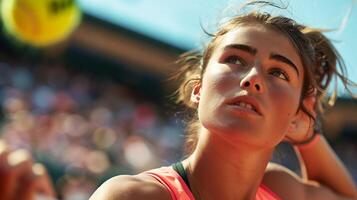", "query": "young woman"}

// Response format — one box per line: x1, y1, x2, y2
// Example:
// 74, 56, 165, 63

89, 2, 357, 200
